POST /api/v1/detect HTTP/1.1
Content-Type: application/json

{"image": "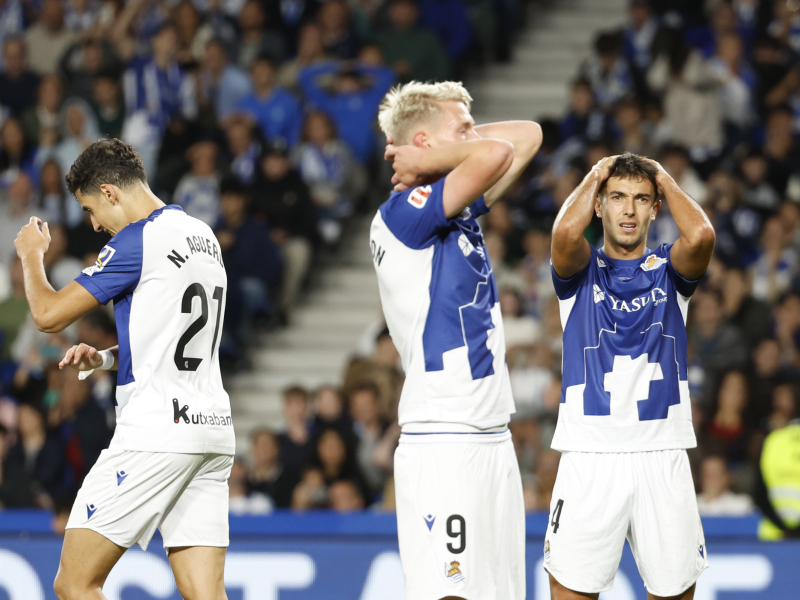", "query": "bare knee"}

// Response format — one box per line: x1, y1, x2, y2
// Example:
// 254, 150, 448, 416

53, 570, 97, 600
